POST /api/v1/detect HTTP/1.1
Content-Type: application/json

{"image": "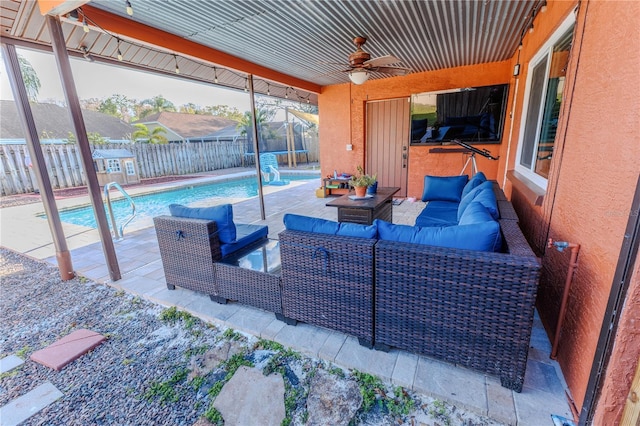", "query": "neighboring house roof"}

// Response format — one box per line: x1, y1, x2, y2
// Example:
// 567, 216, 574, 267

204, 124, 243, 141
0, 100, 135, 140
92, 149, 135, 159
135, 111, 237, 140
